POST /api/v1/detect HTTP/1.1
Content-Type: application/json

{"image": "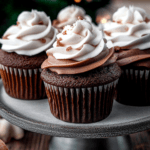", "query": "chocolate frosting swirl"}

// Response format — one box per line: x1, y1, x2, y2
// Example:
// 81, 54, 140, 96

42, 20, 116, 74
116, 48, 150, 68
